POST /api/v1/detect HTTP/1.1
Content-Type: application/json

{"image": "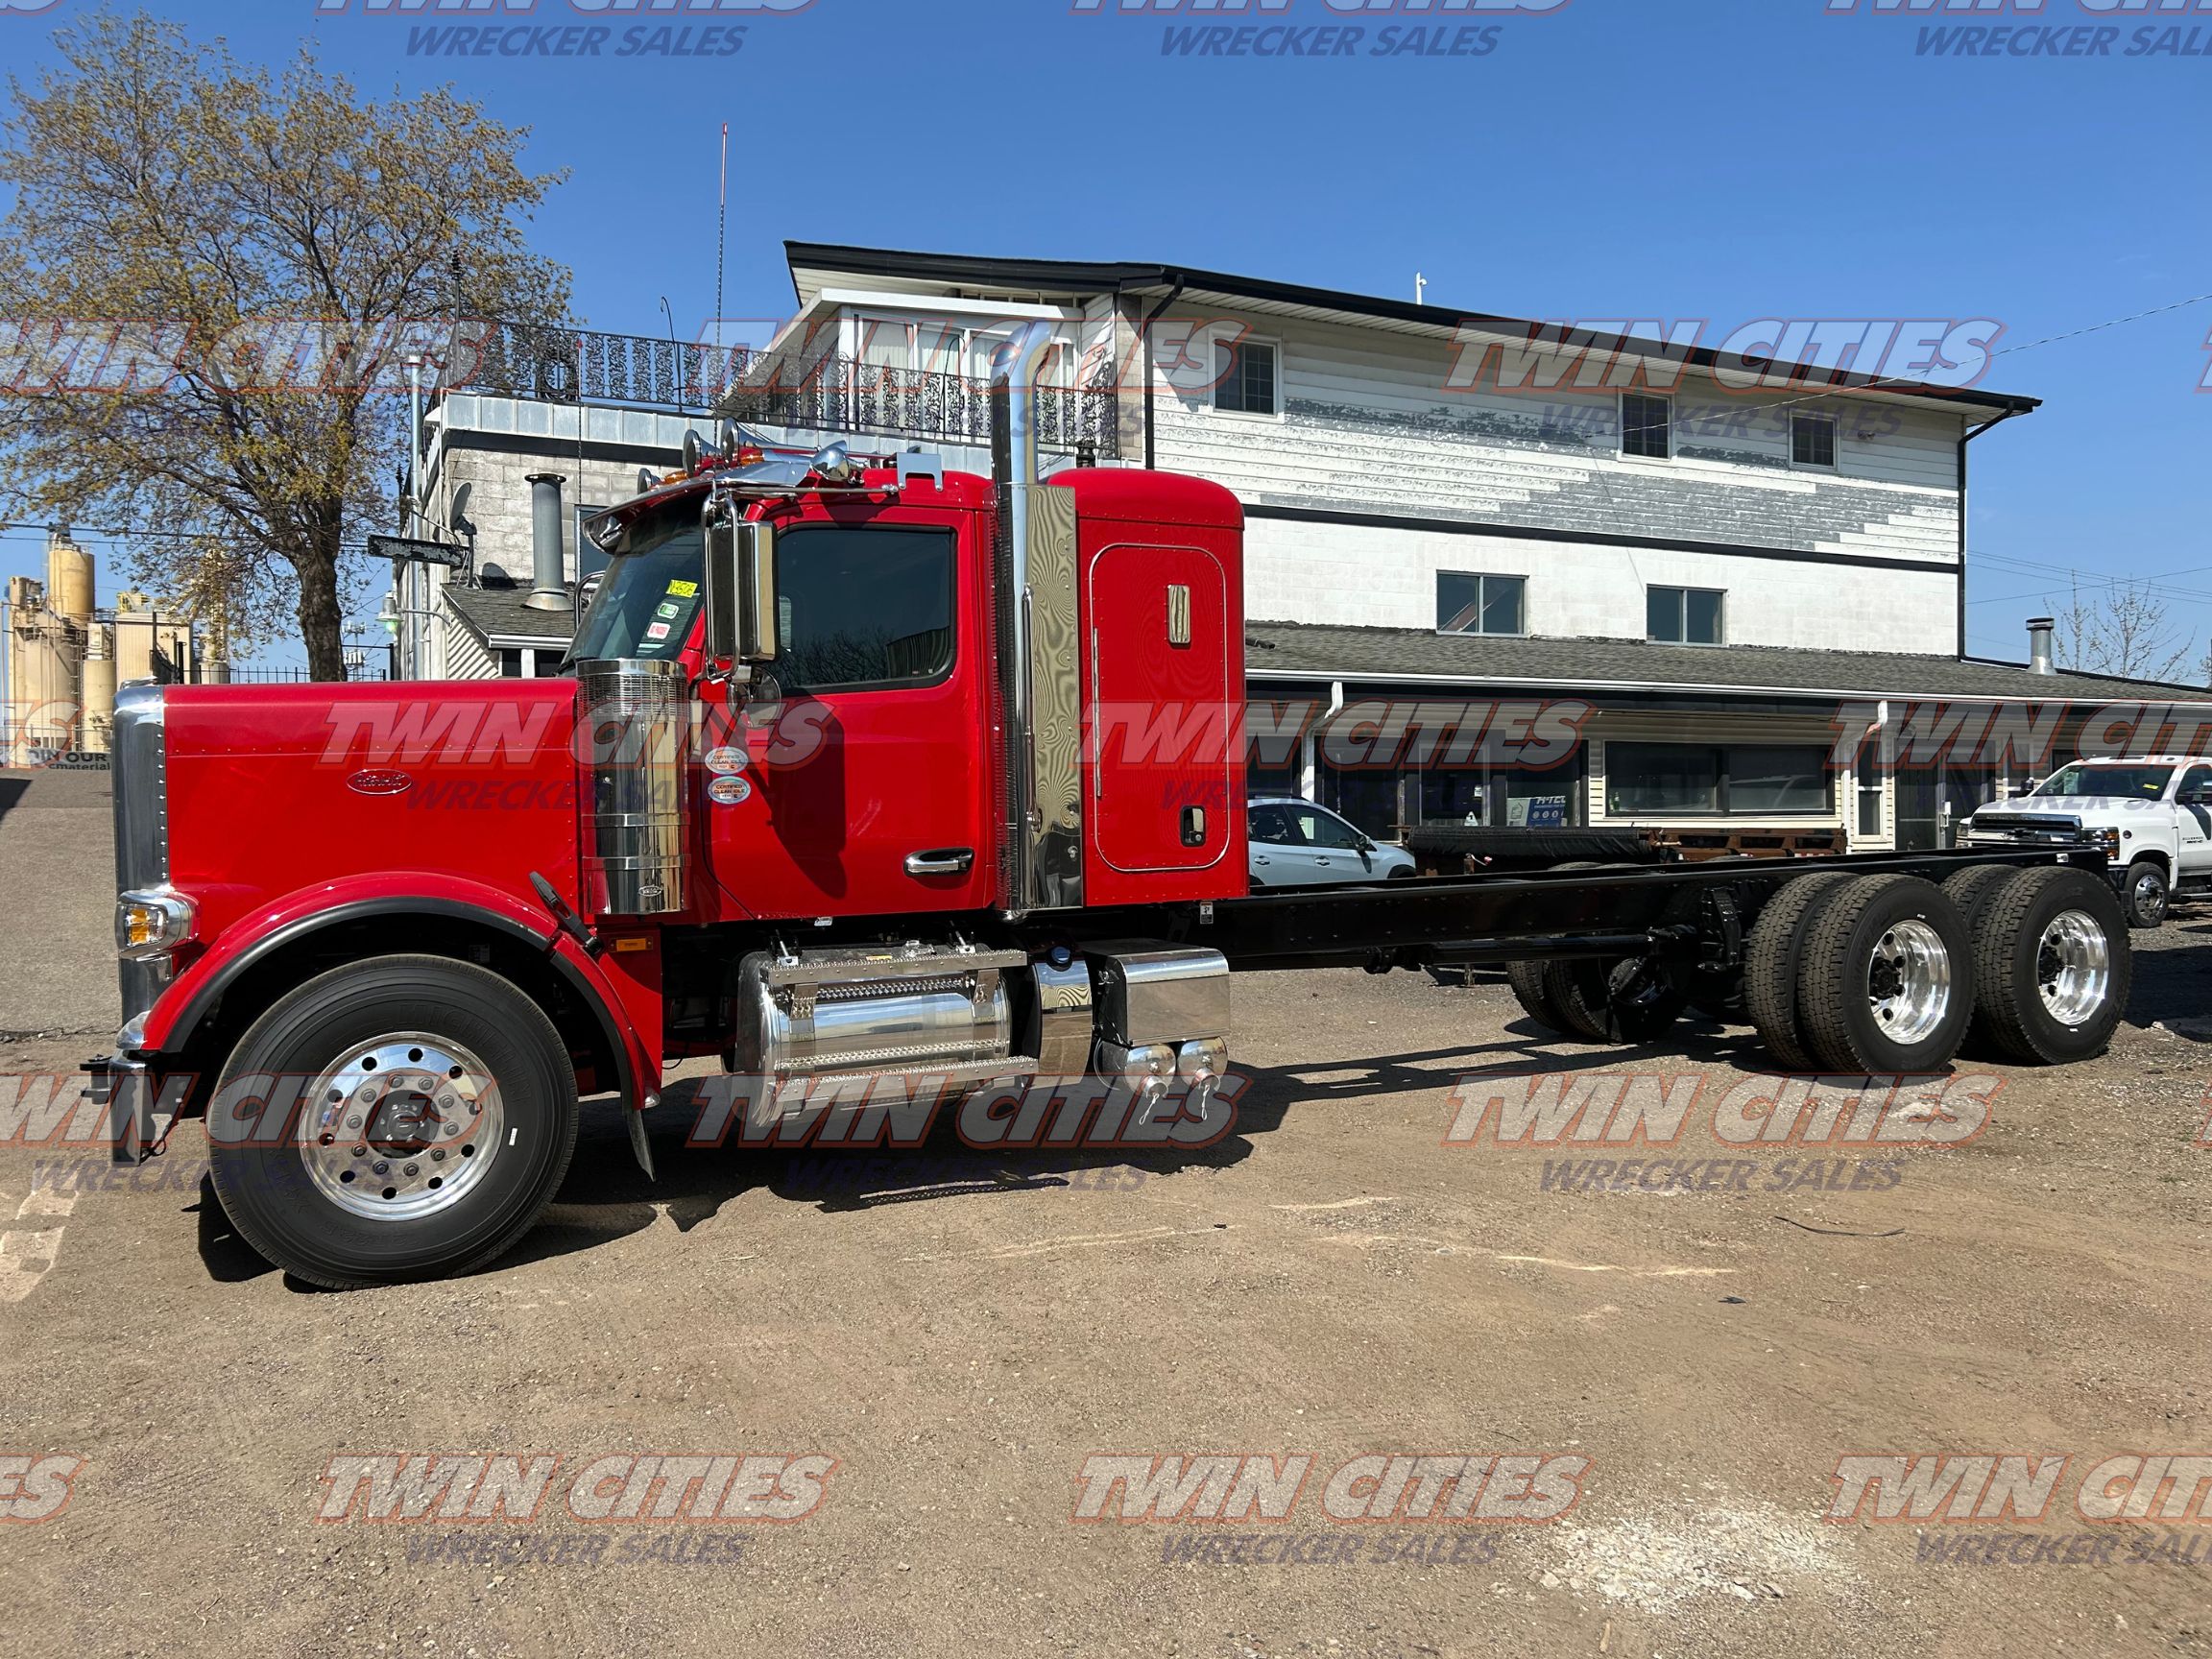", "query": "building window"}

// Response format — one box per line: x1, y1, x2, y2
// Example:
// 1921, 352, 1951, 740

1607, 742, 1832, 817
1214, 338, 1279, 416
1621, 393, 1671, 459
1791, 412, 1838, 469
496, 647, 569, 678
1436, 572, 1526, 637
1647, 586, 1725, 645
1857, 769, 1885, 835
